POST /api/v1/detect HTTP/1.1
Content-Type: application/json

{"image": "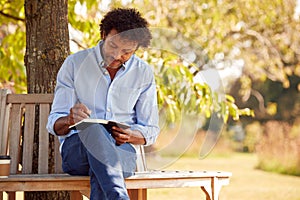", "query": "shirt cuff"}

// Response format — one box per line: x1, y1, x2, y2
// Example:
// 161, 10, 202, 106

130, 124, 159, 146
47, 113, 68, 136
